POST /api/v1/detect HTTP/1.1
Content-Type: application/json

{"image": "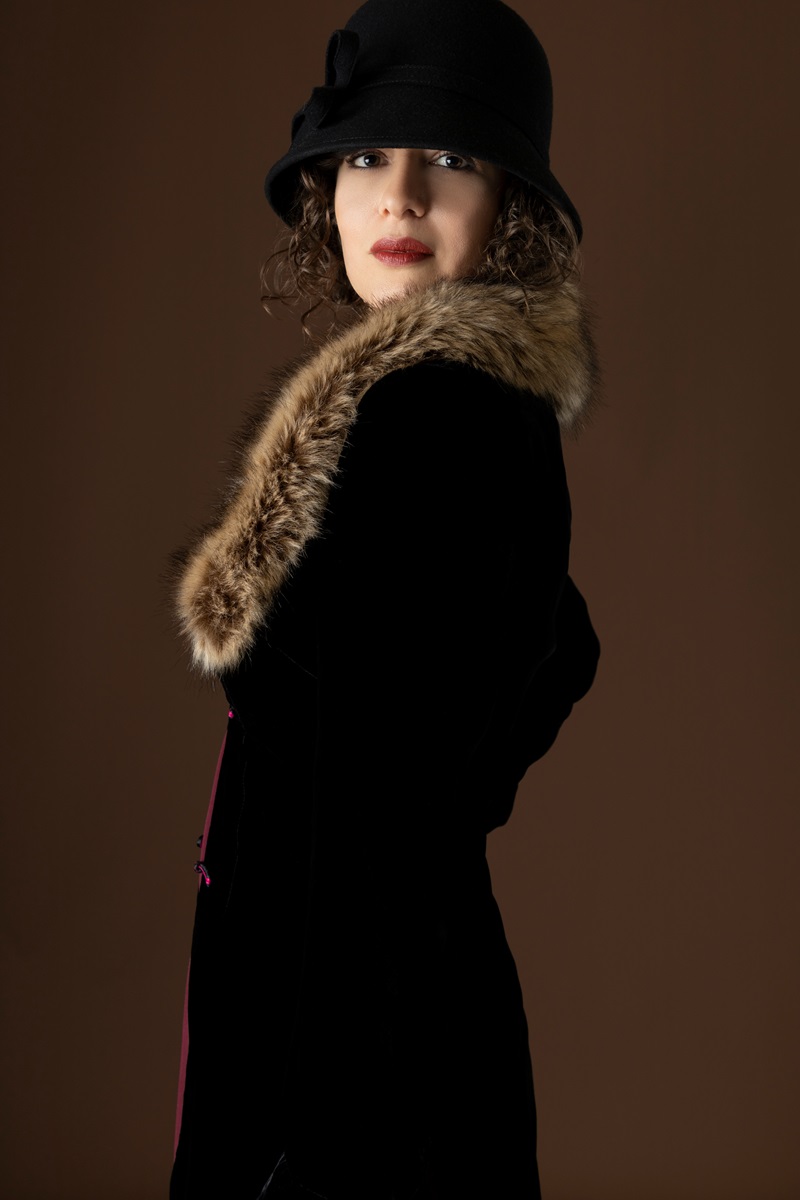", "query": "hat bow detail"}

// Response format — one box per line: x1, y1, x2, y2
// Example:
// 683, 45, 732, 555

292, 29, 361, 137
